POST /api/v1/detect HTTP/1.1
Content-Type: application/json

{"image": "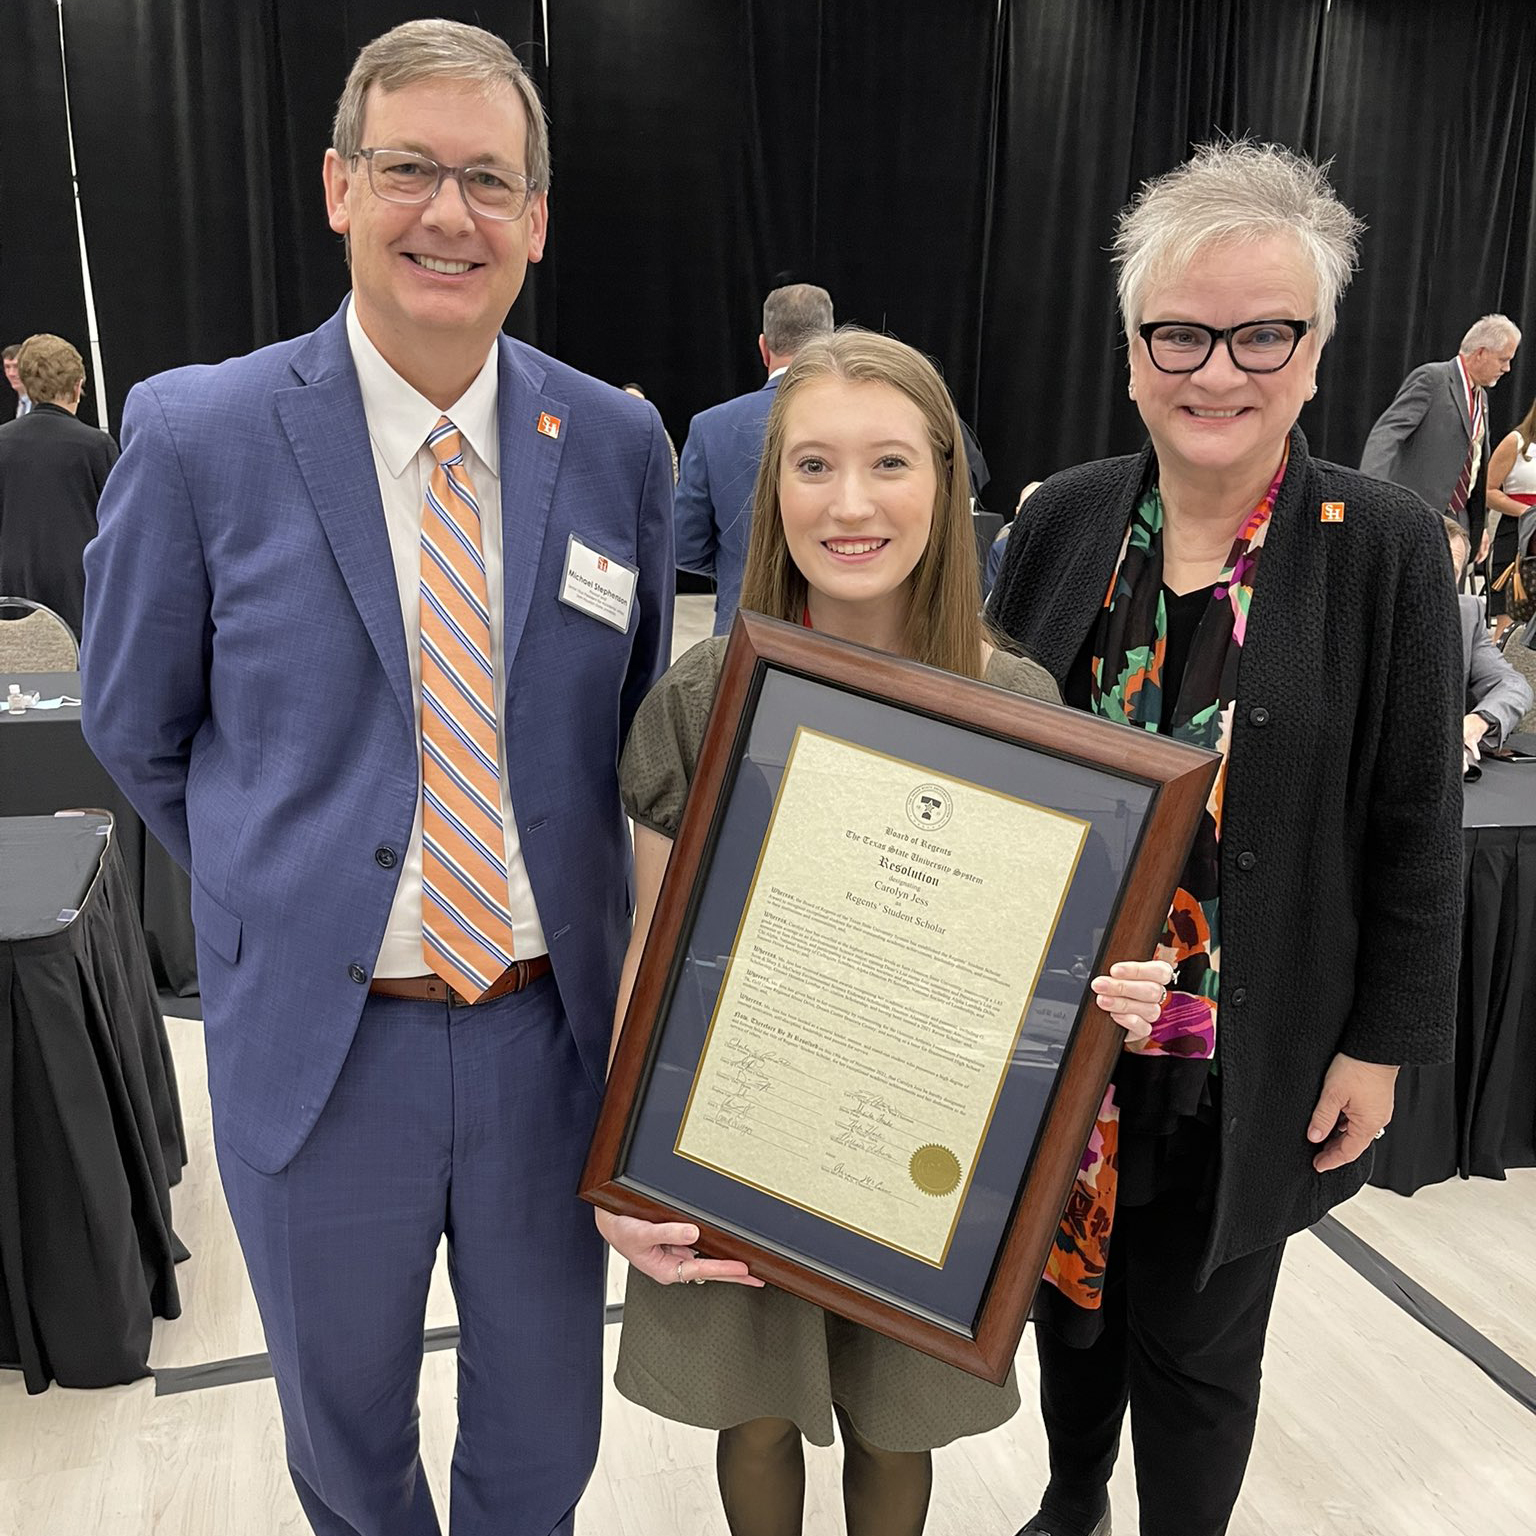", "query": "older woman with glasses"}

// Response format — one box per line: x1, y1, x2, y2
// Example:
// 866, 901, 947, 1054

989, 142, 1463, 1536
